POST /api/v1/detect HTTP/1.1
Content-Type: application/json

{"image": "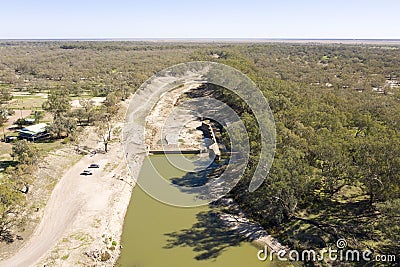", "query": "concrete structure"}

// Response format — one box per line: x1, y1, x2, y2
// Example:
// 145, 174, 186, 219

201, 122, 221, 160
148, 122, 221, 159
